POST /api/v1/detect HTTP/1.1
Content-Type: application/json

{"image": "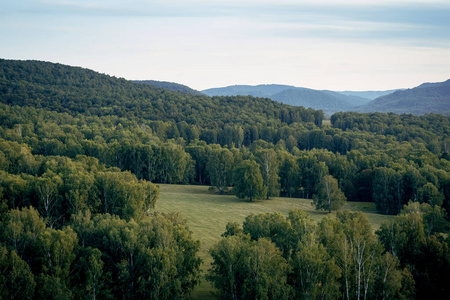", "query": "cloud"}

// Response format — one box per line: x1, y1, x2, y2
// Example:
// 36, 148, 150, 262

2, 0, 449, 91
